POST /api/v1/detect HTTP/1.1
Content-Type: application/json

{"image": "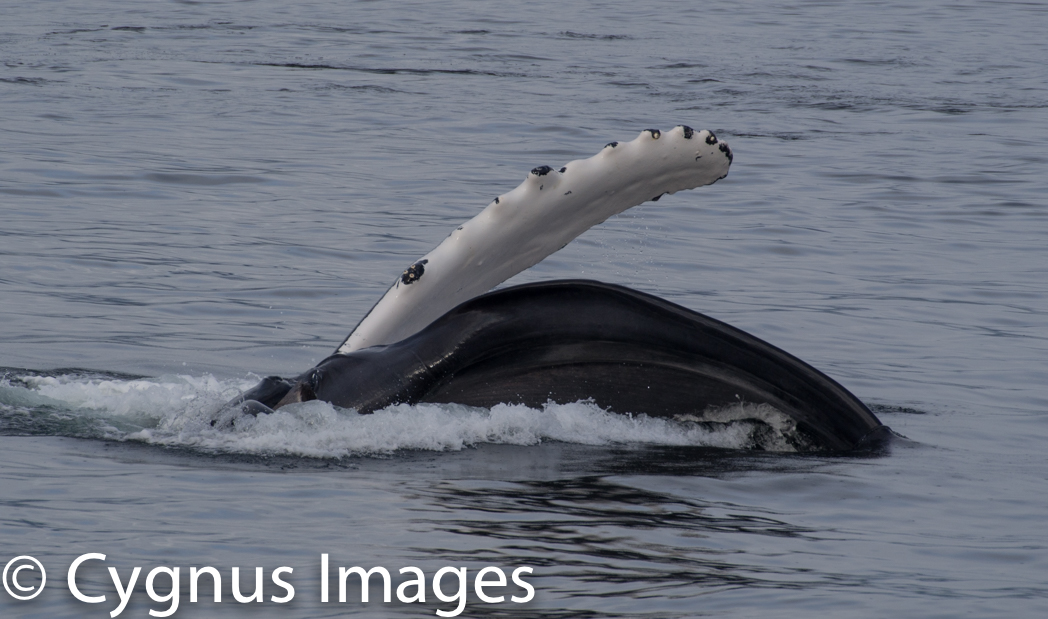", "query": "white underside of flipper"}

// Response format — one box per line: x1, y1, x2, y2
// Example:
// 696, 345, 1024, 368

339, 125, 732, 353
